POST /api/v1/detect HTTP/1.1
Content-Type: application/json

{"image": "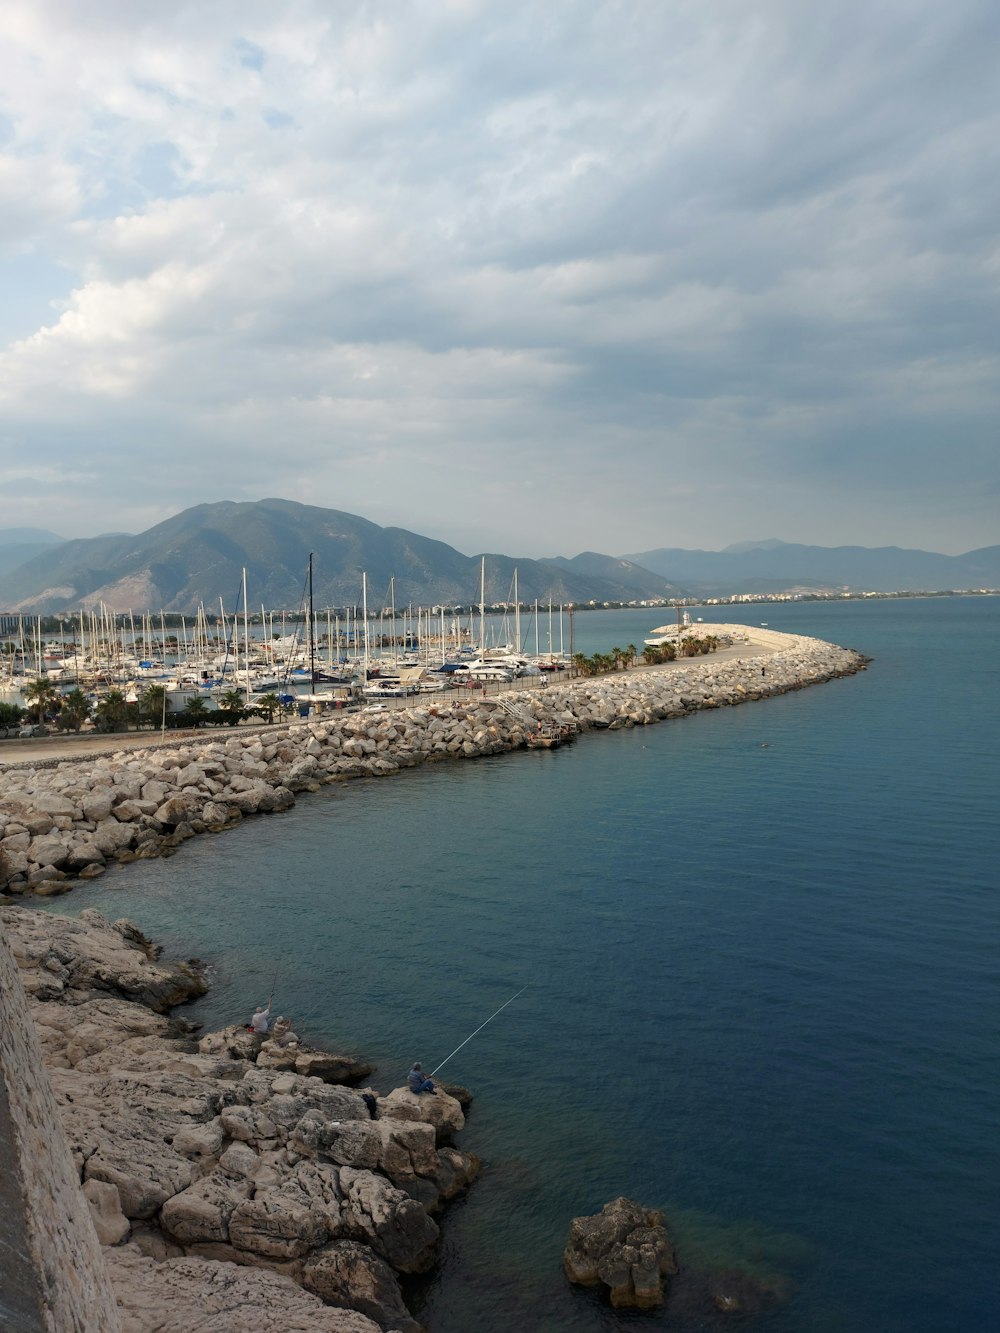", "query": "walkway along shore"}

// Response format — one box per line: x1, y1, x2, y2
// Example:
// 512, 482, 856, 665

0, 625, 868, 900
